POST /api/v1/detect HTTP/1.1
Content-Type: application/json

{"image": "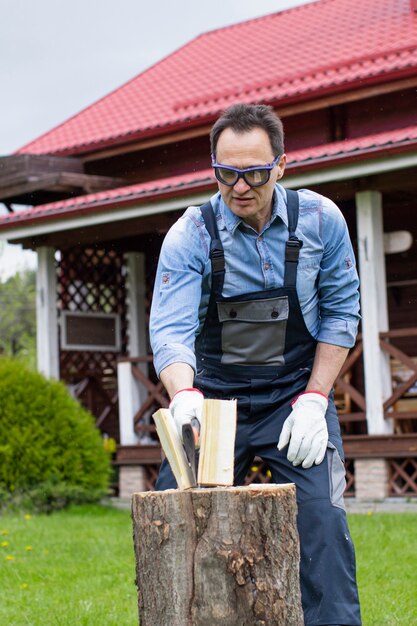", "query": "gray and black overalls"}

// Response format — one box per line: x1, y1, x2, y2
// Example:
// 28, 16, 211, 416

156, 190, 361, 626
